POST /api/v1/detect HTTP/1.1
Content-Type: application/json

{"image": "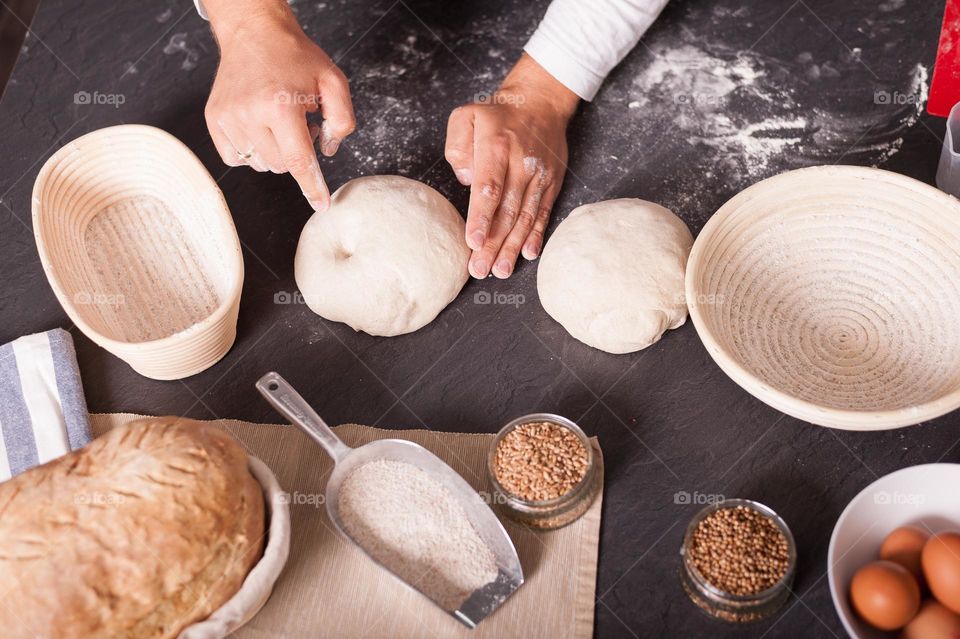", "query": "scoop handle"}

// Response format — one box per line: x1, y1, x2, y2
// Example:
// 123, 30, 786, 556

256, 372, 351, 464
